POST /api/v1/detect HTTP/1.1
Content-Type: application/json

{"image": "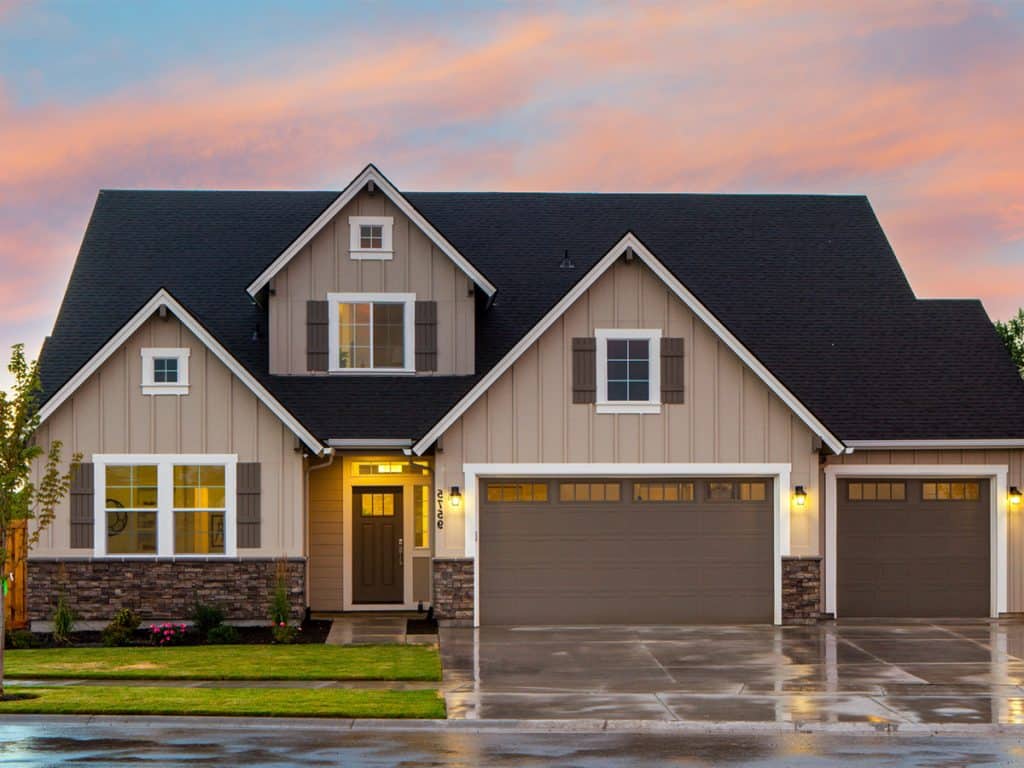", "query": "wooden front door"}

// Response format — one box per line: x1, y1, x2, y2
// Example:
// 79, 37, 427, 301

353, 487, 404, 604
